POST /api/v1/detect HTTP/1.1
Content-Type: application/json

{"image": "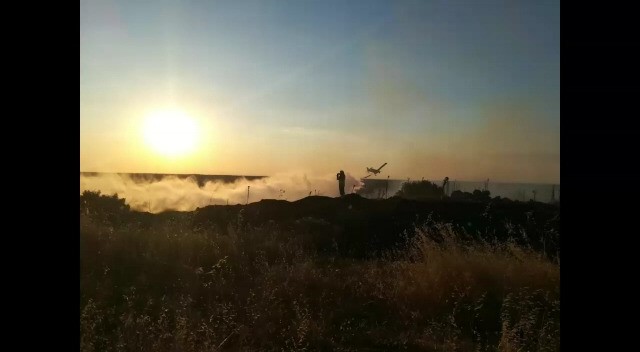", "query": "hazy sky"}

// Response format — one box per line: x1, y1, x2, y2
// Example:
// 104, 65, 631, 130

81, 0, 559, 183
